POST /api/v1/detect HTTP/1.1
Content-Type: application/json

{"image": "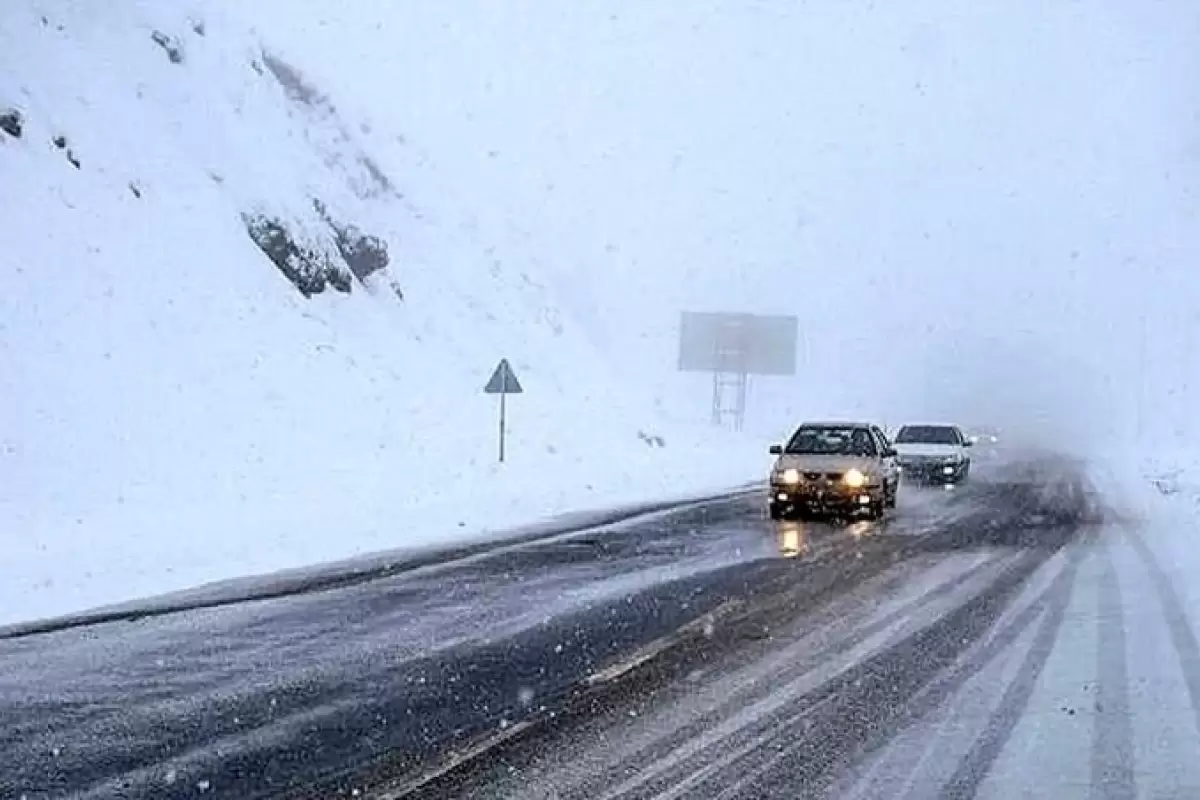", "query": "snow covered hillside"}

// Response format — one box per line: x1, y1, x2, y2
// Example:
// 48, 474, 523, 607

246, 0, 1200, 444
4, 0, 1199, 626
0, 2, 762, 625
